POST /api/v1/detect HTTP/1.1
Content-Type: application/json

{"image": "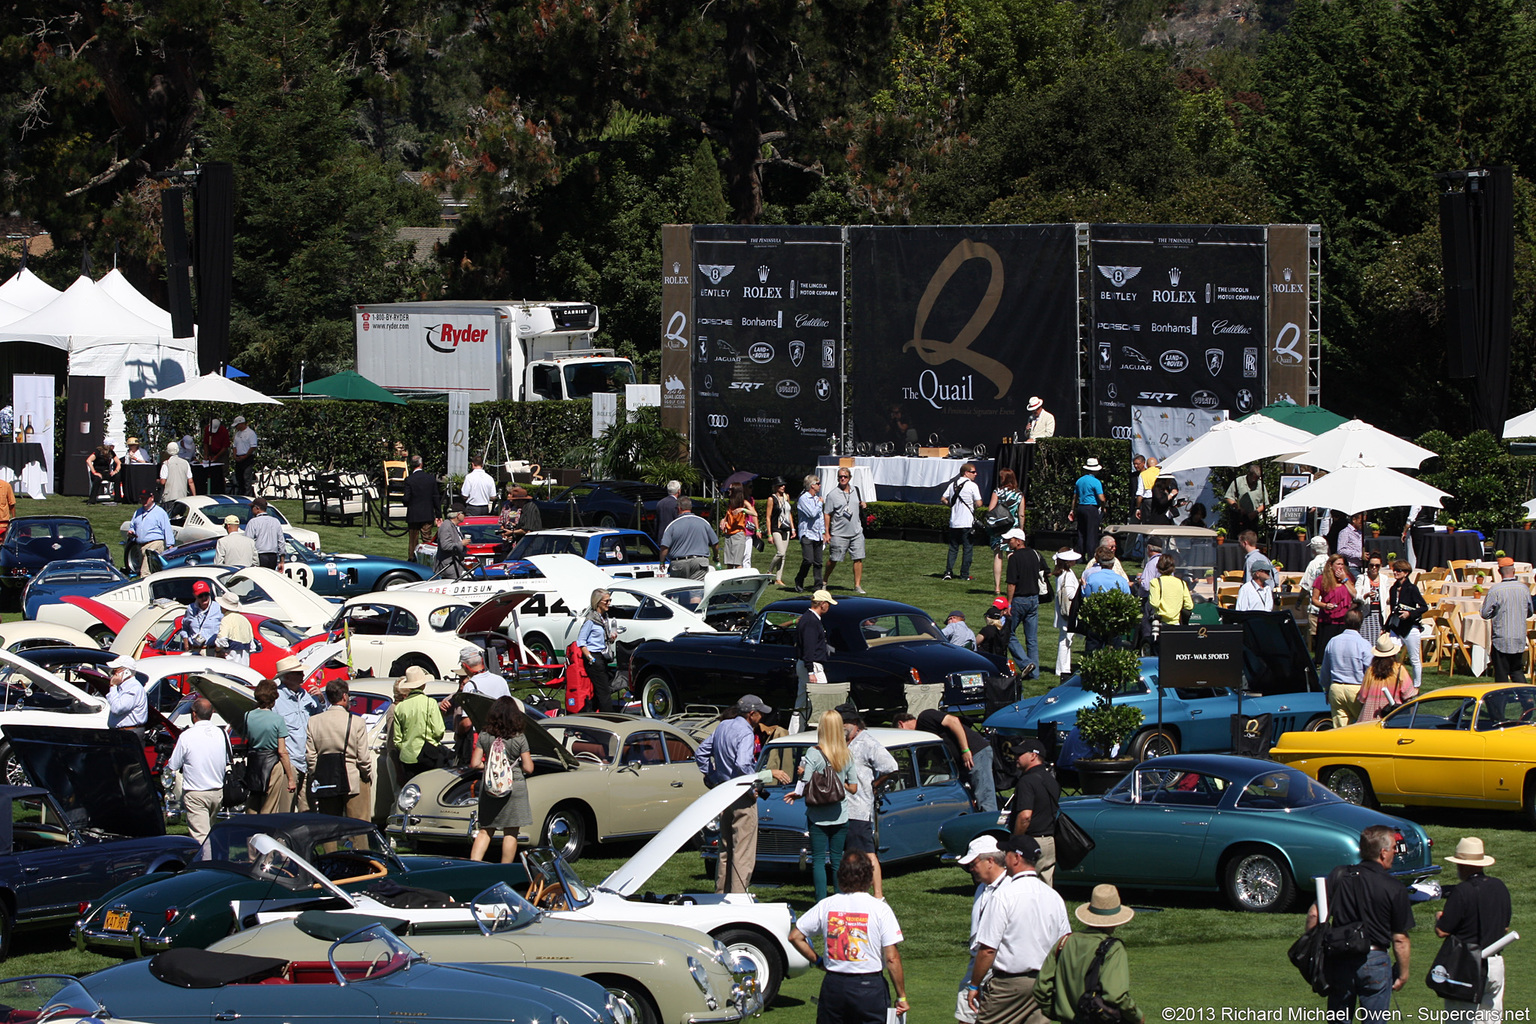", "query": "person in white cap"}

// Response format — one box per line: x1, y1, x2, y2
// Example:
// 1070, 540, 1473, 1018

1070, 459, 1105, 561
1435, 837, 1510, 1020
106, 656, 149, 732
795, 589, 837, 723
1051, 549, 1080, 676
160, 441, 195, 501
214, 593, 254, 666
230, 415, 258, 496
1004, 528, 1046, 679
957, 836, 1012, 1024
967, 834, 1070, 1024
1024, 397, 1054, 441
1034, 884, 1141, 1023
441, 646, 512, 762
215, 514, 259, 566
